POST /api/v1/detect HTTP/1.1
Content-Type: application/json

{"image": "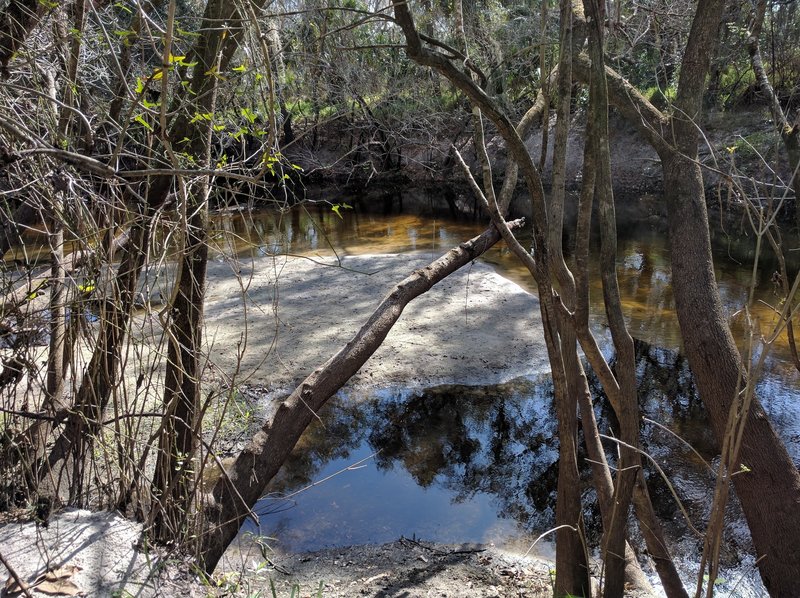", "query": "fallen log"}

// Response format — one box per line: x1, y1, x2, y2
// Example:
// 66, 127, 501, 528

199, 218, 525, 572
